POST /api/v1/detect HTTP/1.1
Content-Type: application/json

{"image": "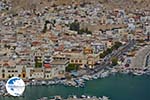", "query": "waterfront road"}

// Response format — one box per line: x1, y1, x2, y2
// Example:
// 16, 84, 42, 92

86, 40, 136, 75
